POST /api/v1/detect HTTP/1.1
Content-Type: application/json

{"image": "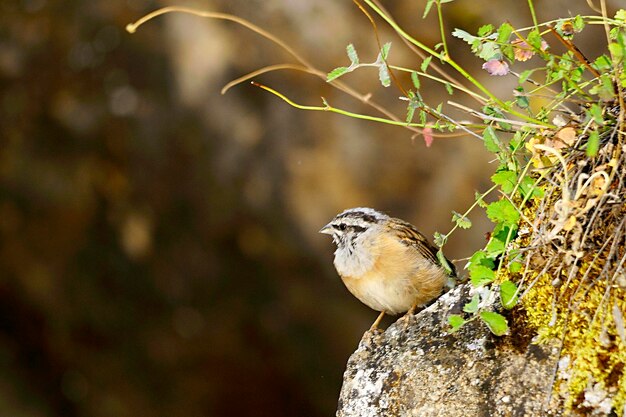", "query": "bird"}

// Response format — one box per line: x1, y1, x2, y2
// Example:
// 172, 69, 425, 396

320, 207, 456, 330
